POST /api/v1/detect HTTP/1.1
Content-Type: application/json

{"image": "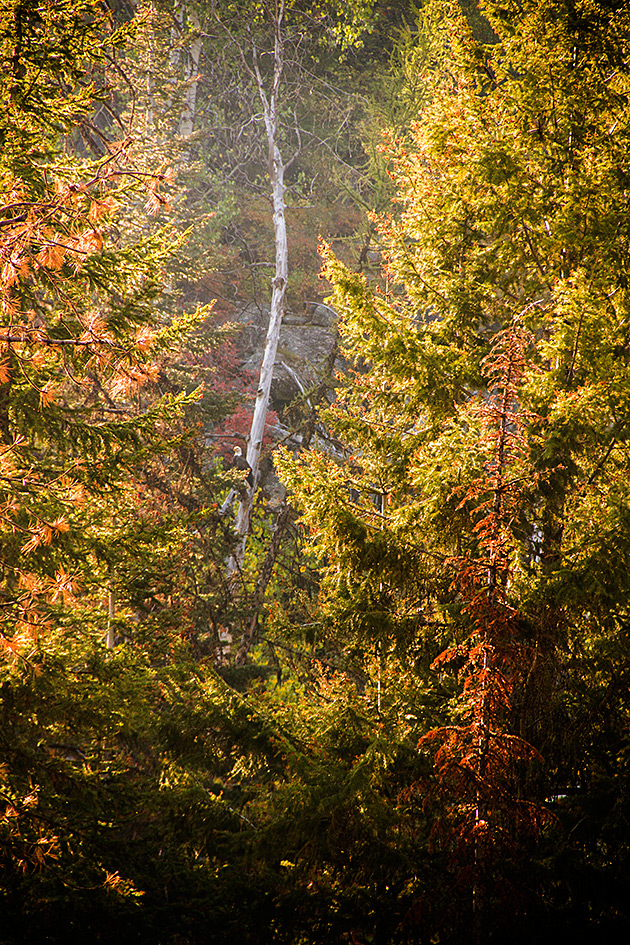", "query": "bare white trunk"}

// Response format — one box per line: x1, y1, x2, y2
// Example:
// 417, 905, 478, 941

146, 4, 154, 129
170, 2, 184, 68
230, 0, 287, 570
179, 10, 202, 139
